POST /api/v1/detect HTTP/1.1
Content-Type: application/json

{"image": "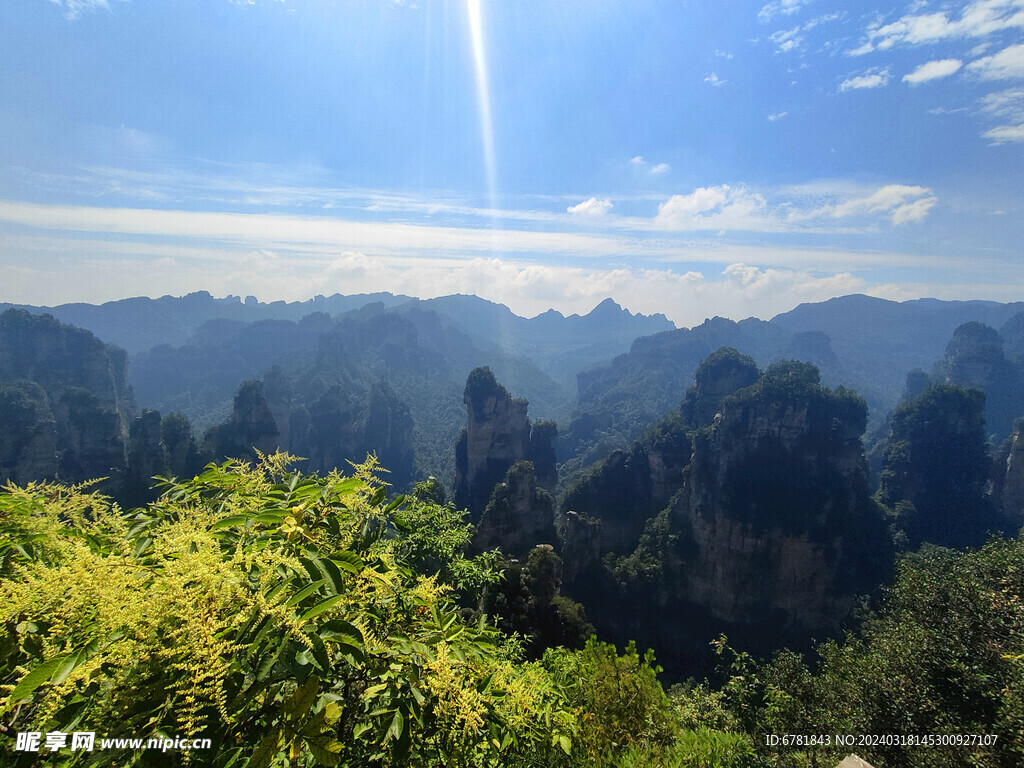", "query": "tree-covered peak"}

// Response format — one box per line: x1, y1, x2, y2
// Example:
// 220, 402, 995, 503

694, 346, 758, 382
945, 320, 1004, 359
463, 365, 508, 419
